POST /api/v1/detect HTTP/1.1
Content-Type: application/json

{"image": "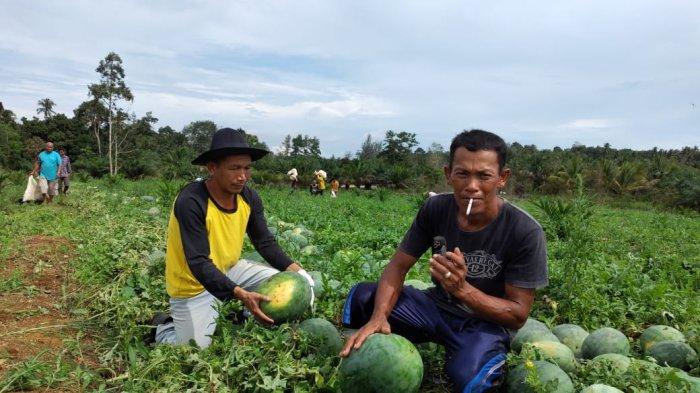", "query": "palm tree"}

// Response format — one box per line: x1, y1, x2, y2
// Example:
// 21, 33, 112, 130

36, 98, 56, 119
